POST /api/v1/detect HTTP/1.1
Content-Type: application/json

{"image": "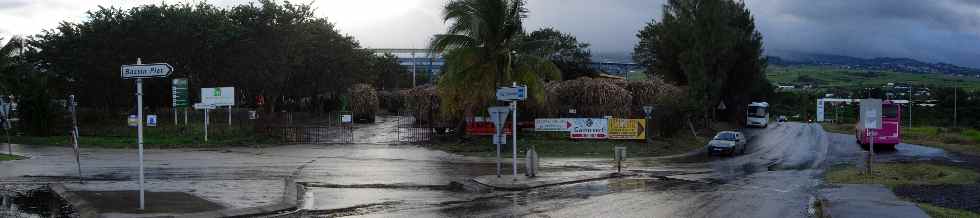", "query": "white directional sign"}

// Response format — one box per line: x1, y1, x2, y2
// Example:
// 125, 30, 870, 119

496, 86, 527, 101
193, 103, 216, 110
643, 106, 654, 117
121, 63, 173, 79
